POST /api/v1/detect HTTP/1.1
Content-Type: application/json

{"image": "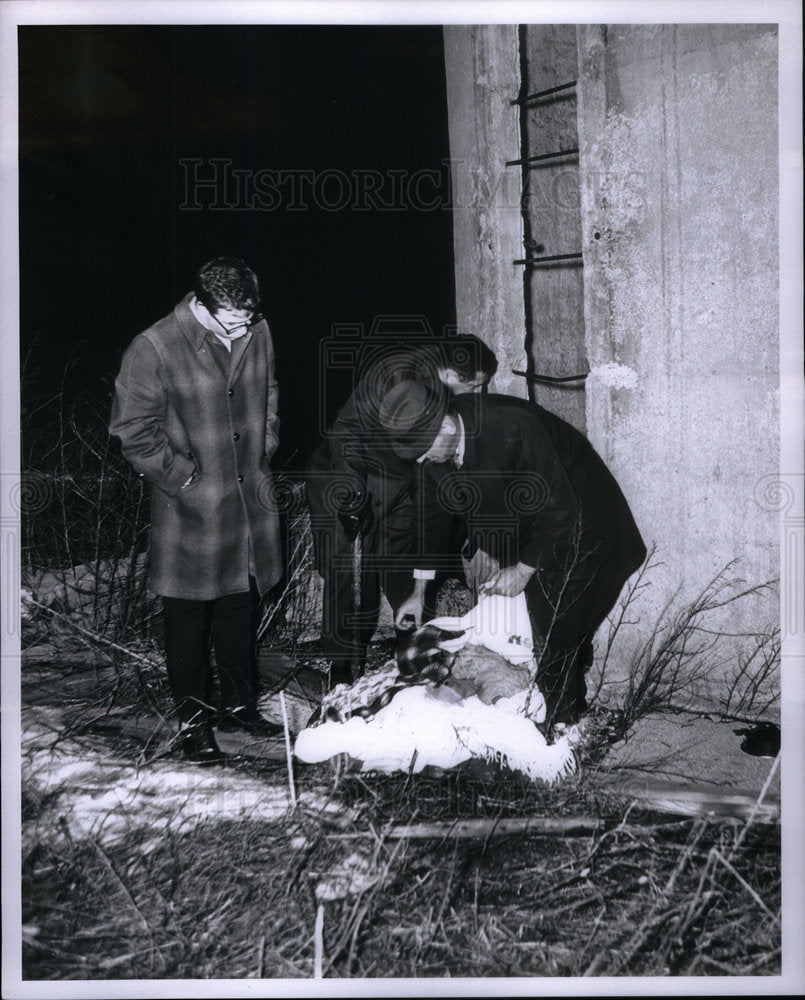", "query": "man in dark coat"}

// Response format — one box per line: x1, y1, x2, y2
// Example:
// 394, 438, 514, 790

385, 384, 647, 728
306, 335, 498, 687
110, 257, 282, 762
